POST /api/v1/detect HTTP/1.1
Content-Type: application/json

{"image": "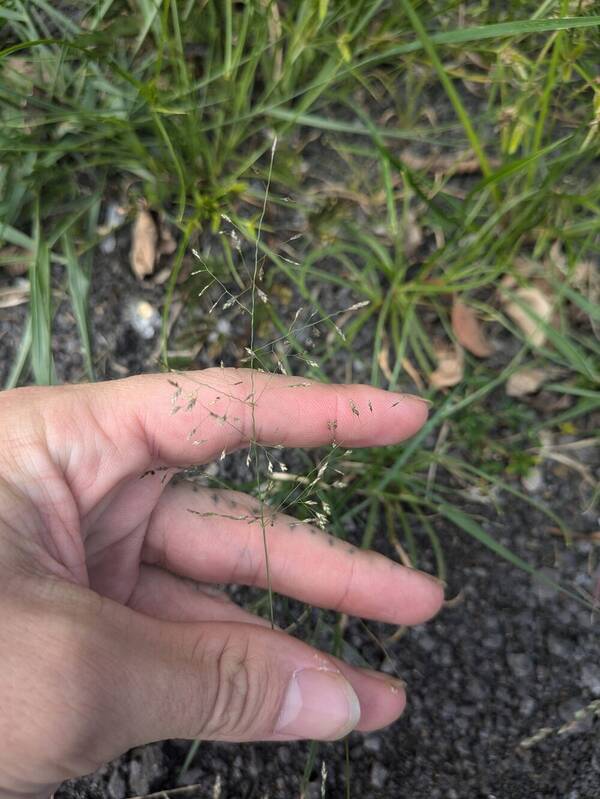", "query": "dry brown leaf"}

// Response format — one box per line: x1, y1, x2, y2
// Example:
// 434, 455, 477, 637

429, 344, 464, 389
0, 284, 29, 309
158, 225, 177, 256
506, 367, 548, 397
377, 341, 393, 381
500, 258, 539, 292
400, 147, 500, 176
130, 209, 157, 279
502, 286, 553, 348
451, 298, 493, 358
573, 260, 599, 301
401, 357, 425, 391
